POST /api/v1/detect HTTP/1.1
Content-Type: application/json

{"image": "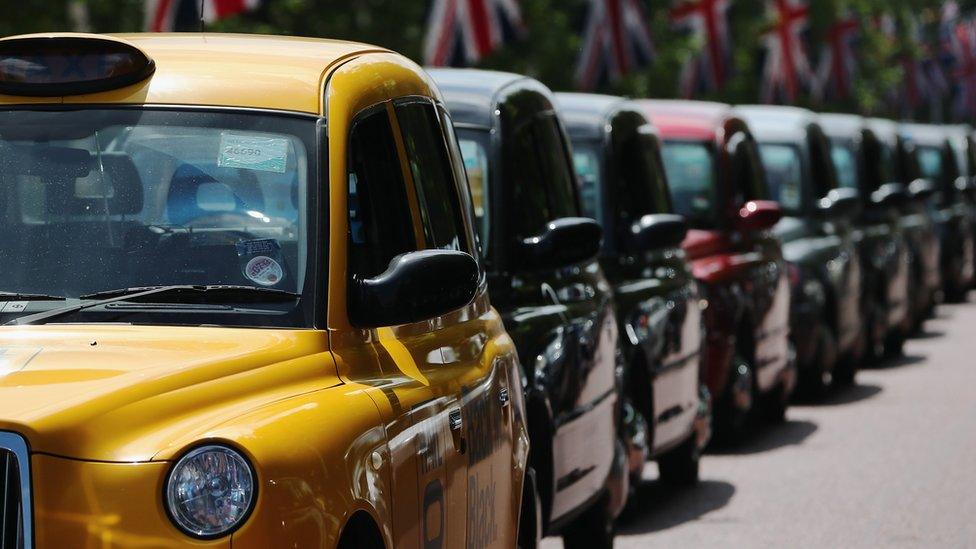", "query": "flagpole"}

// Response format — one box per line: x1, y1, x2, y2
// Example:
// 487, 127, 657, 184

199, 0, 206, 32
